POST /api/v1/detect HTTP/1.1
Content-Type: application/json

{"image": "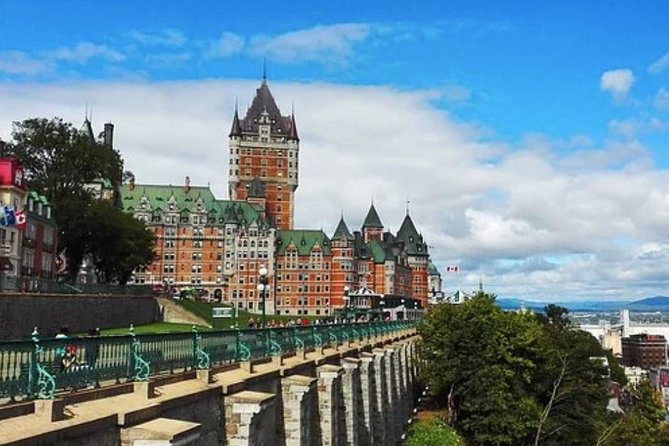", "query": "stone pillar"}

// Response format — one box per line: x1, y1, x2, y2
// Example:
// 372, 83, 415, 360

224, 390, 276, 446
371, 348, 387, 446
341, 358, 361, 446
384, 346, 399, 444
282, 375, 317, 446
316, 364, 344, 446
358, 352, 375, 446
